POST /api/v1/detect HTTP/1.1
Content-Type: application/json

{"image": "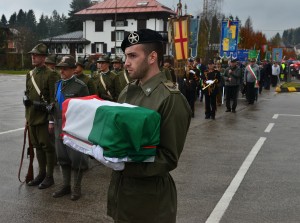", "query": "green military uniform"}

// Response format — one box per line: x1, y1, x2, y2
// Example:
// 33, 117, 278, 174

92, 70, 117, 101
76, 72, 97, 95
107, 72, 192, 223
25, 65, 58, 183
115, 69, 133, 100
